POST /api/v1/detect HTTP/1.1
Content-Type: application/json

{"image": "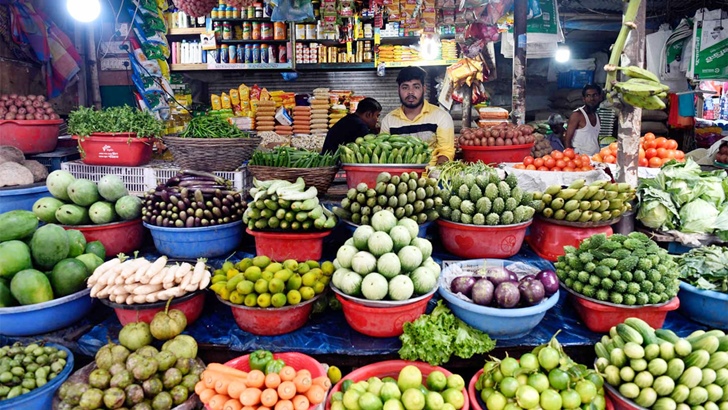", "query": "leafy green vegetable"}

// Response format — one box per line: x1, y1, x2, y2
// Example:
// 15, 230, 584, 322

398, 300, 495, 365
679, 198, 720, 233
250, 146, 339, 168
180, 114, 250, 138
433, 160, 495, 192
677, 245, 728, 292
68, 105, 163, 137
